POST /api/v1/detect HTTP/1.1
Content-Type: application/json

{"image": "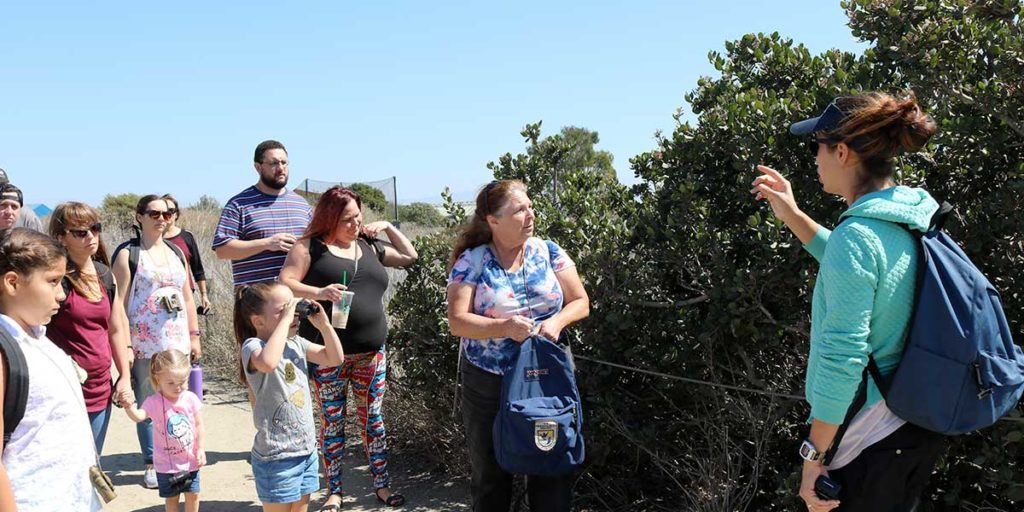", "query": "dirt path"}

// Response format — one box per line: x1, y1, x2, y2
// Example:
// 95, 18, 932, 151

101, 378, 469, 511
